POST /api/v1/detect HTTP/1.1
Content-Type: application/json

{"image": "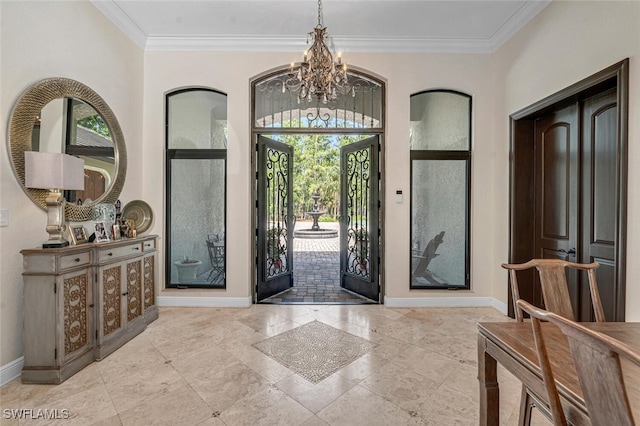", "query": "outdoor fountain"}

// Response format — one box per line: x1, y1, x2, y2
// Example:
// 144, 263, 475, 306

293, 191, 338, 238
